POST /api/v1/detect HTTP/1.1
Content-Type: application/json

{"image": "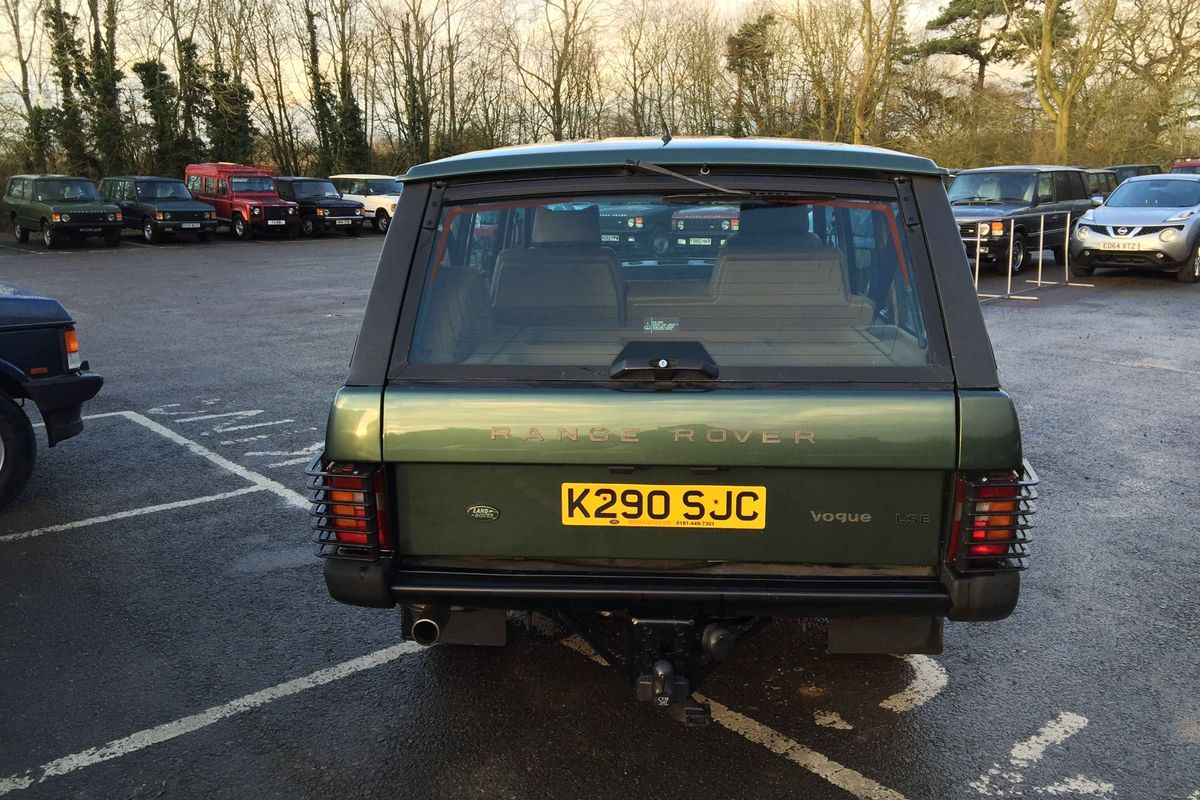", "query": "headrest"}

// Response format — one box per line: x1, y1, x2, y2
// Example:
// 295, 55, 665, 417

532, 206, 600, 246
736, 206, 811, 239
